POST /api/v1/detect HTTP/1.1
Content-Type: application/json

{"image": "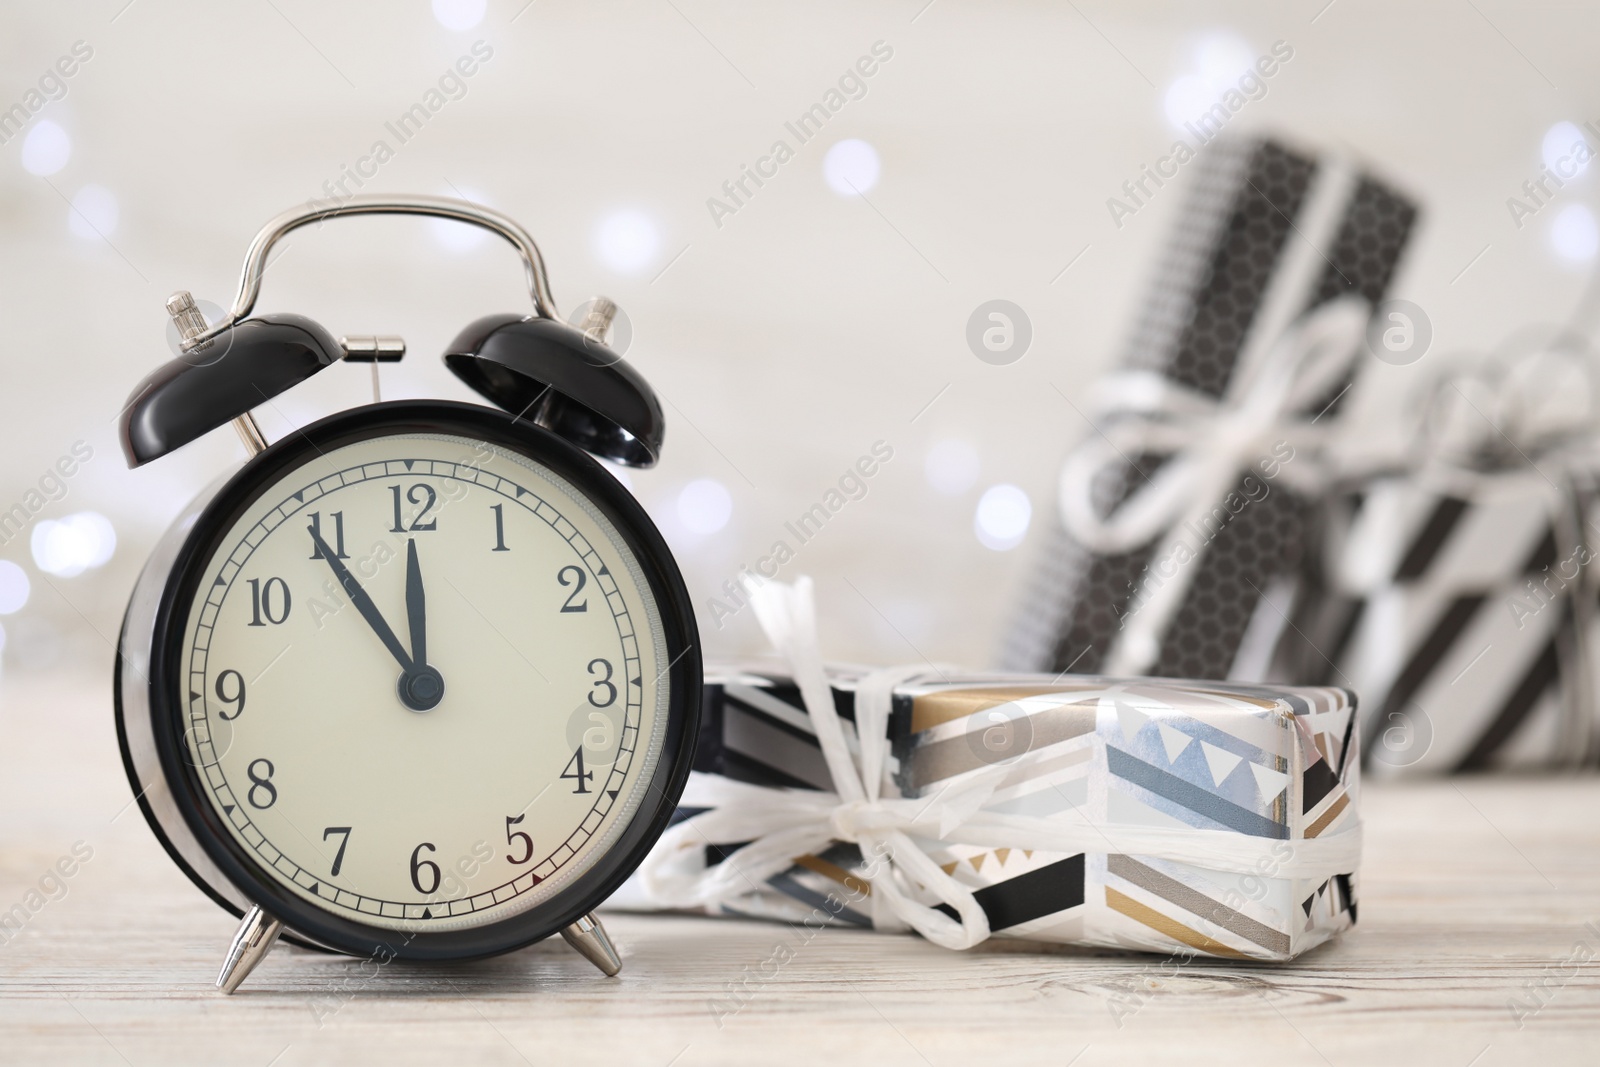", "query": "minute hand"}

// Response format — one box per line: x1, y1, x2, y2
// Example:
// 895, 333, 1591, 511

308, 525, 414, 672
